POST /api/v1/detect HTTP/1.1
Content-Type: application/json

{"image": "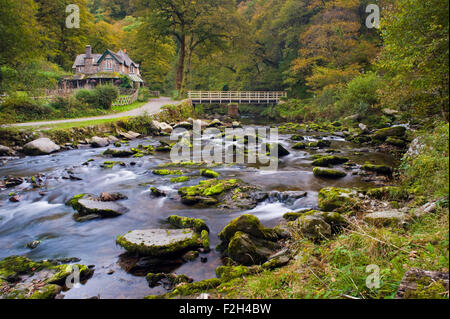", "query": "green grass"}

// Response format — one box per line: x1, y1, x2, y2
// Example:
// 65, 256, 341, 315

31, 117, 132, 130
111, 101, 147, 113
